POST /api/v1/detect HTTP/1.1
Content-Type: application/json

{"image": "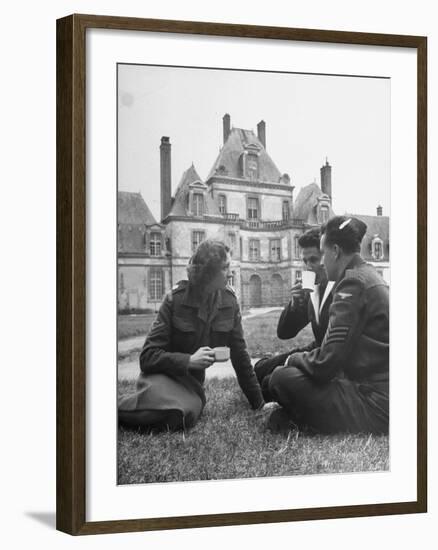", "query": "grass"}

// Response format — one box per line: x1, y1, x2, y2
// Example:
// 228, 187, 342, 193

118, 377, 389, 485
118, 310, 314, 357
243, 311, 313, 357
118, 314, 156, 340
